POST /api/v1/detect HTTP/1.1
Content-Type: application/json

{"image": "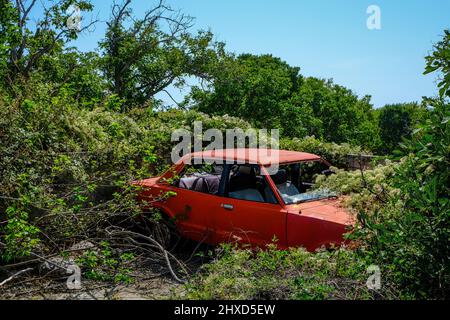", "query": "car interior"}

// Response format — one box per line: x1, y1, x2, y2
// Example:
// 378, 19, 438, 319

176, 164, 222, 195
263, 169, 300, 204
273, 163, 319, 193
268, 162, 334, 203
227, 165, 278, 204
175, 161, 331, 204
